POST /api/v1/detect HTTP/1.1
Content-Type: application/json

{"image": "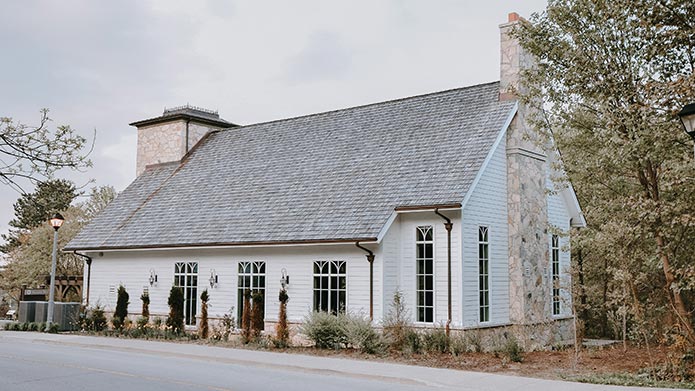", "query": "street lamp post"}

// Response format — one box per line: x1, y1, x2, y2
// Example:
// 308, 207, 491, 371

678, 103, 695, 159
46, 213, 64, 332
